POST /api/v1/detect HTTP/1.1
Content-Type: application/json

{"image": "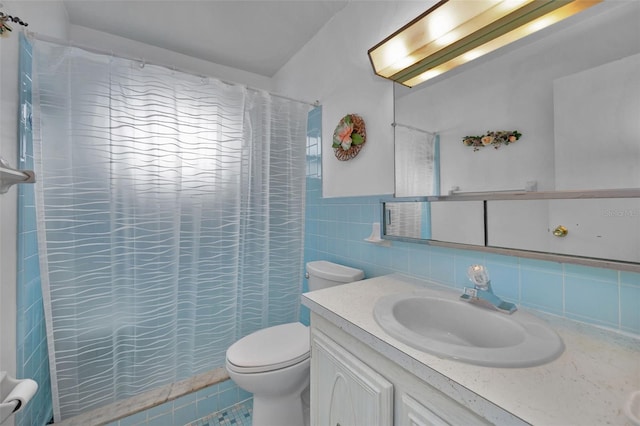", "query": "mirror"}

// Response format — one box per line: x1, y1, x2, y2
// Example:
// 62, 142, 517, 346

384, 196, 640, 268
393, 124, 438, 197
390, 1, 640, 269
384, 200, 484, 245
384, 201, 430, 240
